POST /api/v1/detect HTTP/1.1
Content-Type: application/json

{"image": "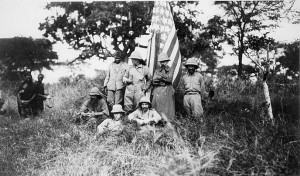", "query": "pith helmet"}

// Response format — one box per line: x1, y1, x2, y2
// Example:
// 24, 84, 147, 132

129, 51, 143, 60
111, 104, 125, 114
139, 96, 152, 108
89, 87, 103, 96
158, 52, 170, 62
184, 58, 199, 68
